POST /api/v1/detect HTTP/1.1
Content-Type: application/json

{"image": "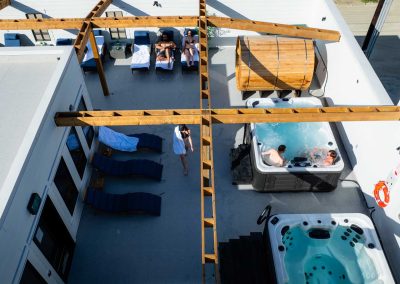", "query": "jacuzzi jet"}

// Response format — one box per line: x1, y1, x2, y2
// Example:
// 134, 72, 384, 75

278, 245, 285, 251
281, 225, 290, 236
368, 243, 375, 249
350, 224, 364, 235
328, 141, 333, 146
